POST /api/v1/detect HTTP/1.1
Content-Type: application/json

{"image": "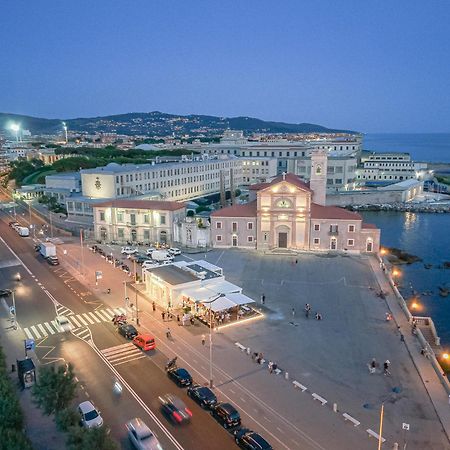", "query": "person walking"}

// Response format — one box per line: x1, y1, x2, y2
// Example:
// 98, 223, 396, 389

268, 361, 273, 374
292, 307, 295, 318
383, 360, 391, 376
369, 358, 377, 374
161, 311, 165, 321
166, 327, 171, 339
152, 301, 156, 312
201, 334, 206, 346
261, 294, 265, 305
